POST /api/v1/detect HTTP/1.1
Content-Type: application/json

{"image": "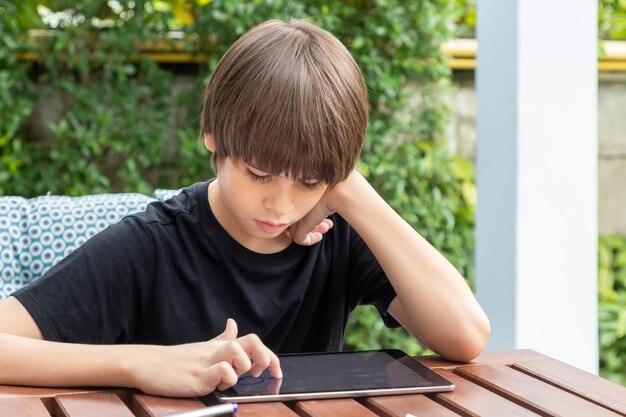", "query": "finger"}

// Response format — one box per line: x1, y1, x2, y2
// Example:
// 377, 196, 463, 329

266, 351, 282, 379
205, 361, 238, 392
237, 334, 271, 377
254, 351, 282, 379
312, 223, 329, 234
237, 334, 283, 378
301, 231, 323, 246
216, 318, 238, 341
293, 205, 333, 245
312, 218, 334, 234
214, 340, 252, 376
